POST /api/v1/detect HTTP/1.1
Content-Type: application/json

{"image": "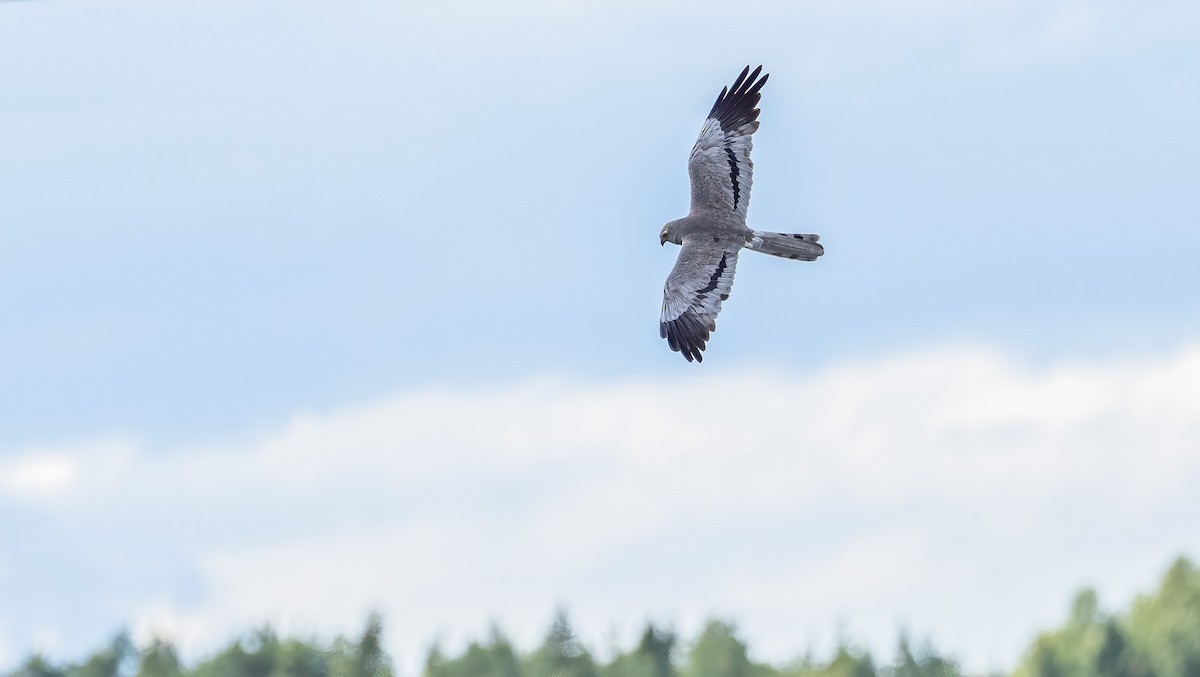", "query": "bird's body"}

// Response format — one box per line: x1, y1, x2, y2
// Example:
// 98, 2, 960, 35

659, 66, 824, 362
662, 211, 751, 245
